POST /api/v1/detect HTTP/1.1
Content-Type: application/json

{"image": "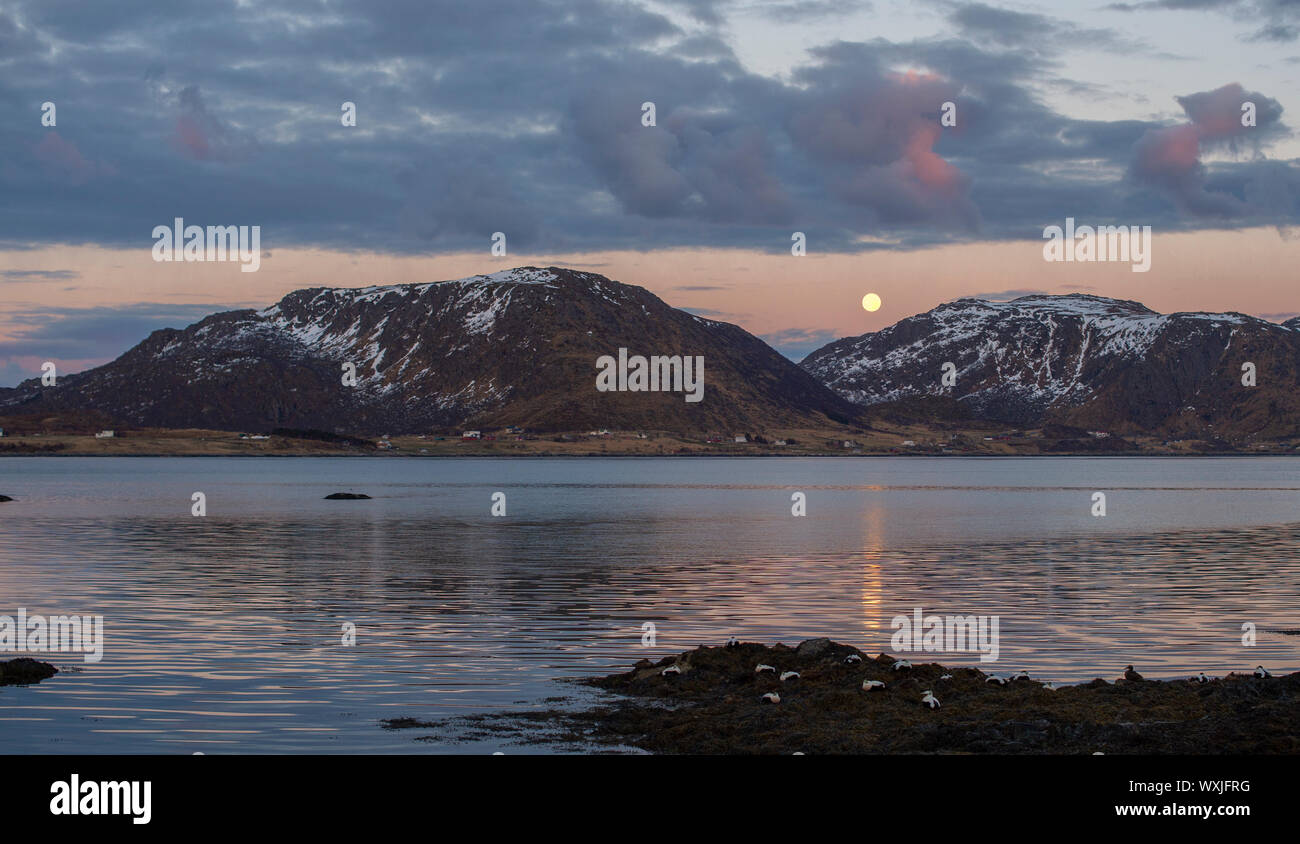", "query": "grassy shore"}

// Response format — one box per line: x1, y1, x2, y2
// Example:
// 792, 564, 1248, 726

383, 639, 1300, 754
